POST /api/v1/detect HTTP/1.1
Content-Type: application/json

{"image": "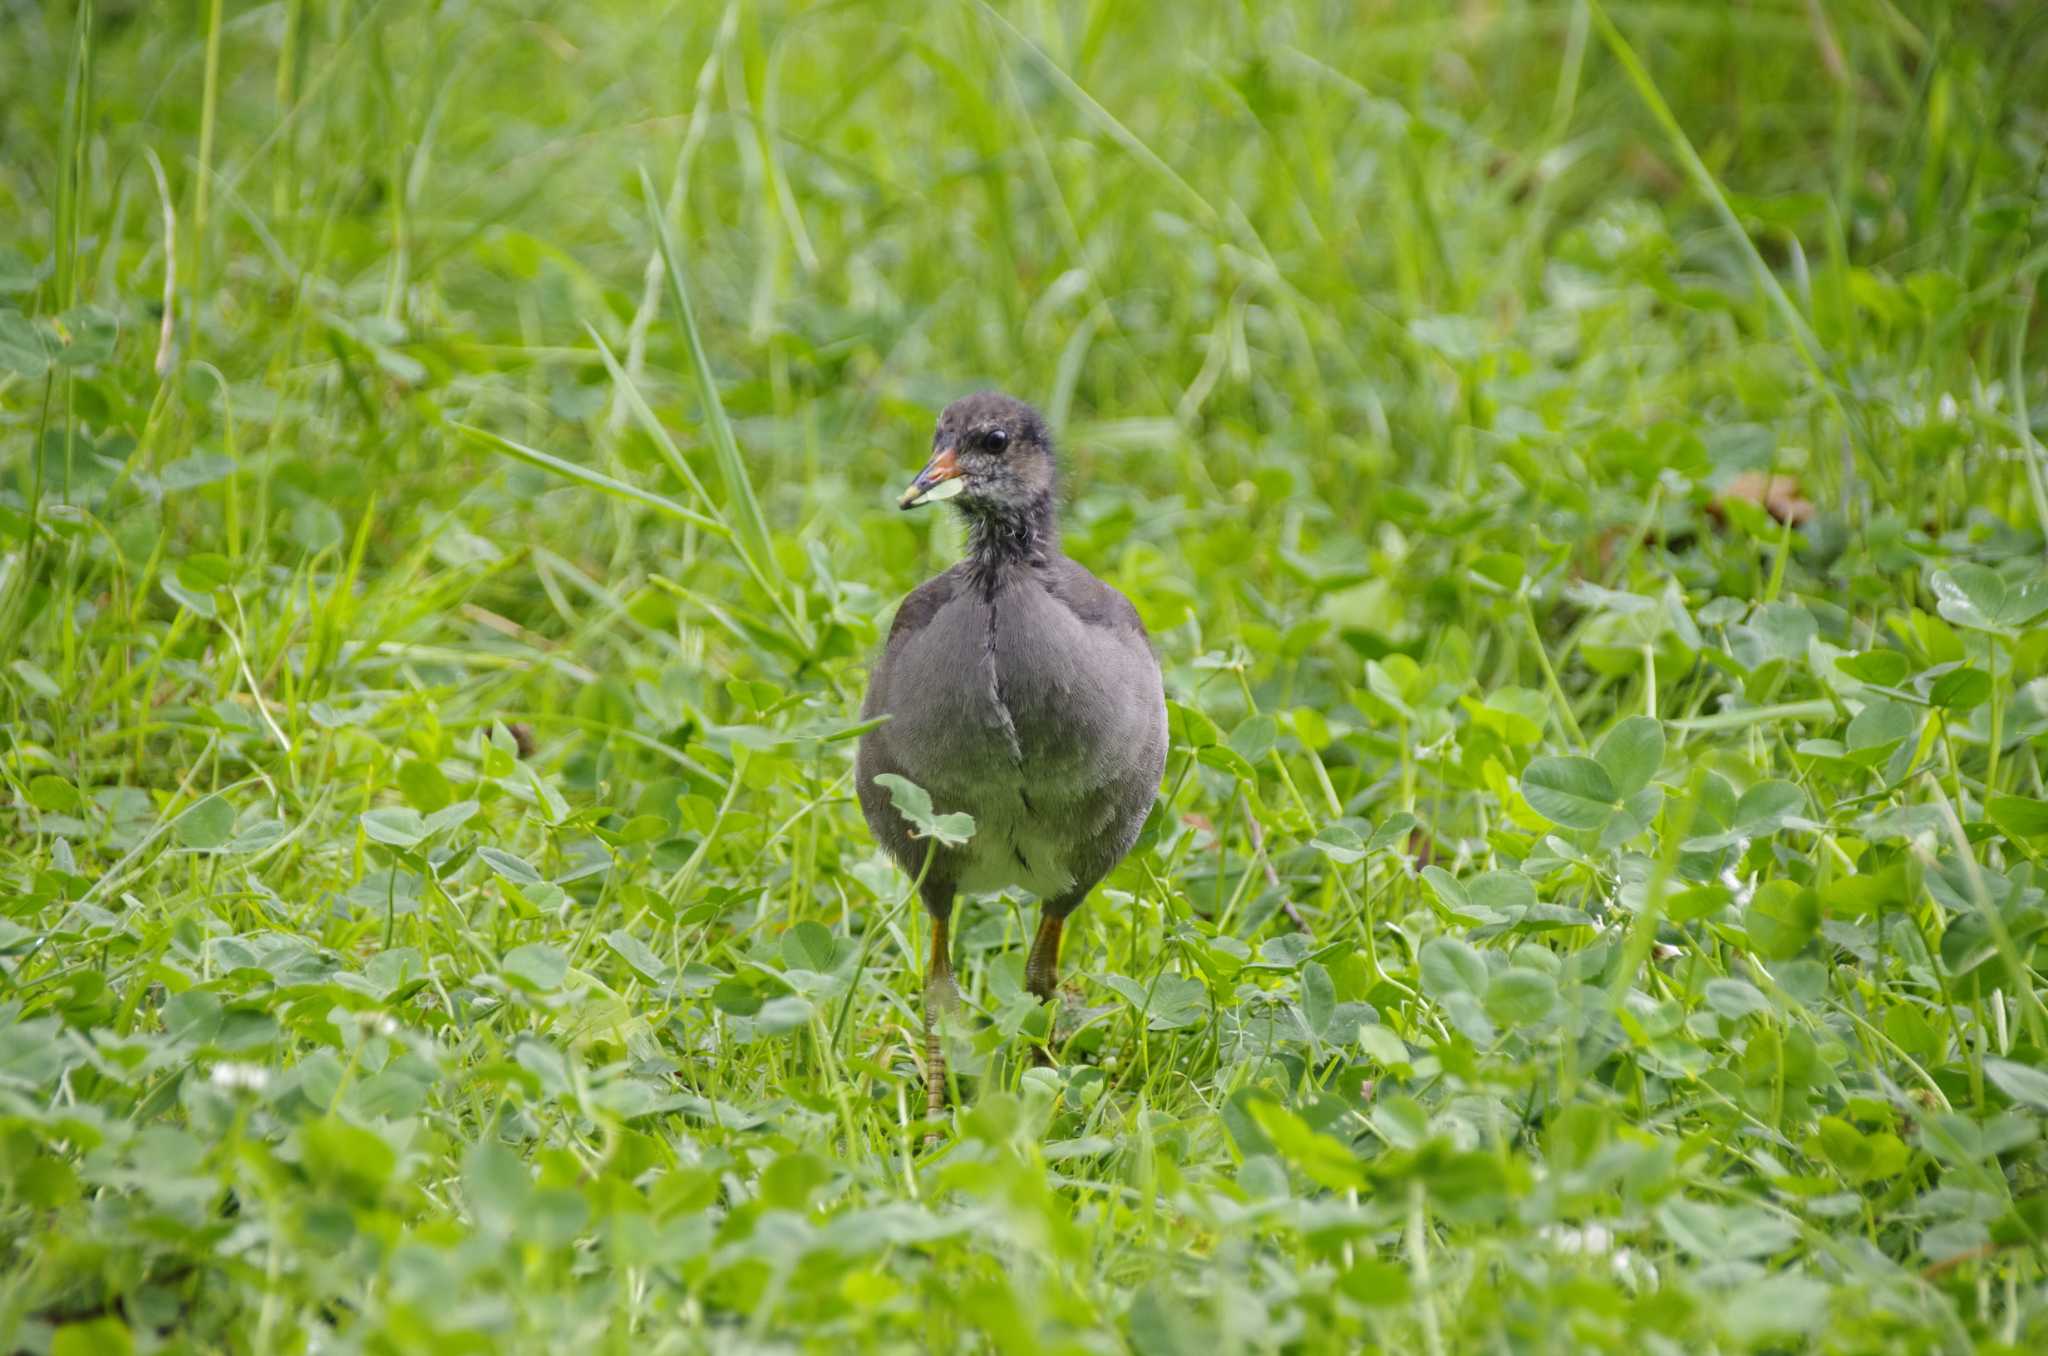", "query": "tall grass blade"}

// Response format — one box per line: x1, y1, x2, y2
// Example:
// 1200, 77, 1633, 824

451, 421, 728, 536
638, 167, 788, 605
587, 315, 814, 651
586, 324, 719, 515
971, 2, 1218, 231
1588, 0, 1850, 436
